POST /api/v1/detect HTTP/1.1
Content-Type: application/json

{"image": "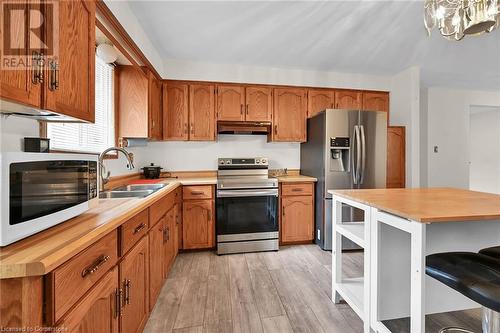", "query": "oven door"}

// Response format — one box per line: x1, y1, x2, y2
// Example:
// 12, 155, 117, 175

216, 188, 279, 237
